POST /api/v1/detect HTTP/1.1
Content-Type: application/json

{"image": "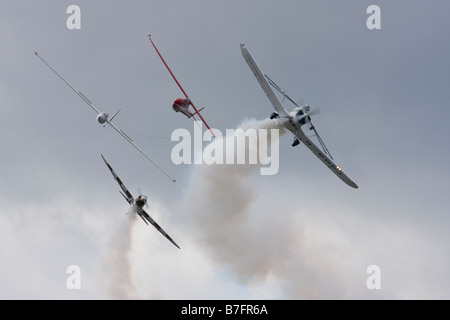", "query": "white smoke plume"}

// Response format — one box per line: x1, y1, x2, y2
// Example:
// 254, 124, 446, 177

103, 213, 138, 299
184, 118, 359, 299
